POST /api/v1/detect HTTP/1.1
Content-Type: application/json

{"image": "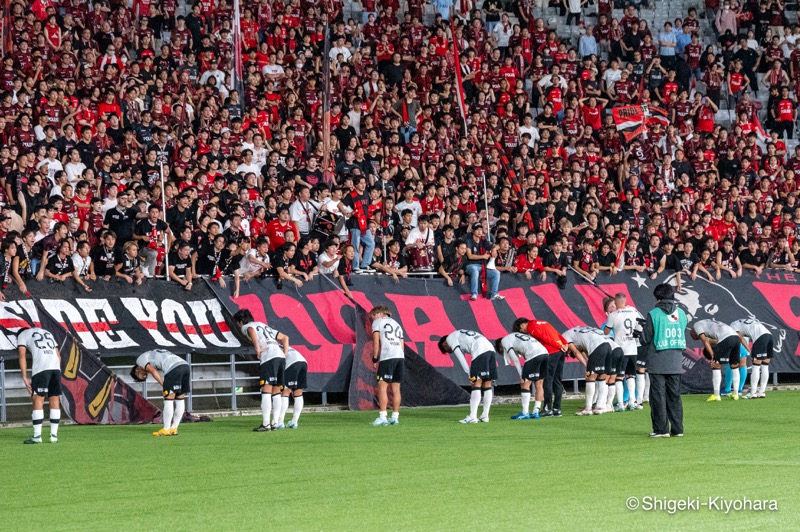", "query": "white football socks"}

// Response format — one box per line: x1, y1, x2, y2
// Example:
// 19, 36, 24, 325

280, 396, 290, 424
50, 408, 60, 436
32, 409, 44, 437
162, 400, 174, 431
482, 388, 493, 418
596, 381, 608, 412
271, 394, 282, 425
643, 373, 651, 402
469, 389, 481, 419
521, 391, 531, 415
635, 374, 645, 403
172, 399, 185, 431
292, 395, 304, 423
615, 381, 624, 408
731, 368, 740, 396
261, 393, 272, 426
759, 365, 770, 394
712, 369, 722, 396
533, 400, 541, 414
750, 366, 760, 395
585, 381, 596, 412
626, 378, 635, 405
